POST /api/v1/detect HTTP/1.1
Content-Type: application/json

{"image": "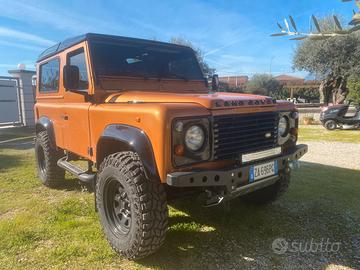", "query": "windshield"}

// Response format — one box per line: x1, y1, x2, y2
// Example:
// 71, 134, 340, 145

90, 41, 204, 81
